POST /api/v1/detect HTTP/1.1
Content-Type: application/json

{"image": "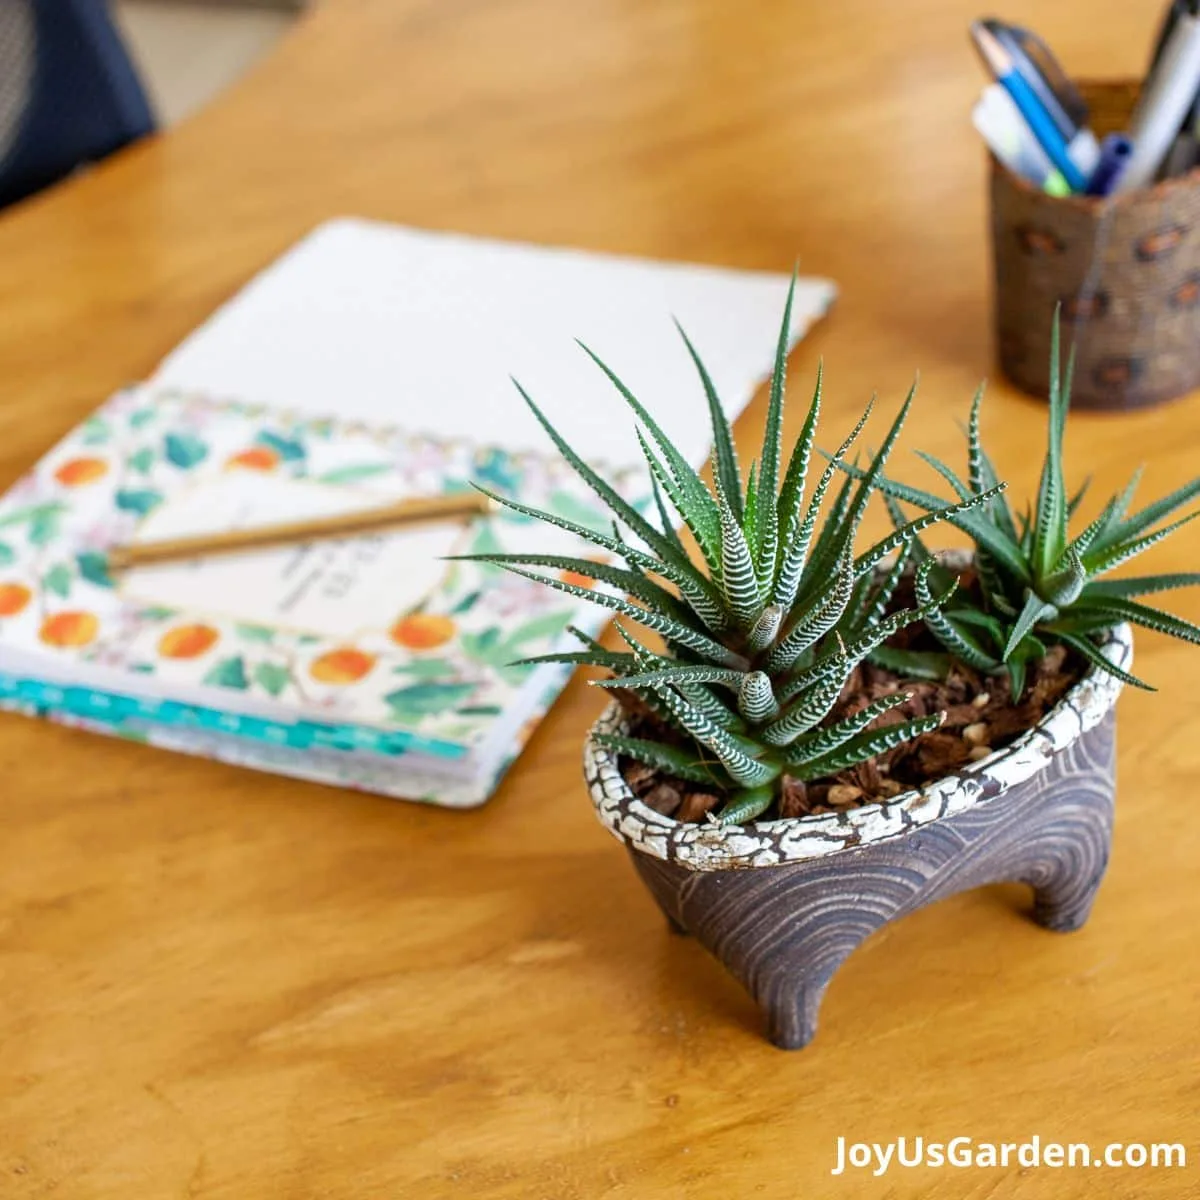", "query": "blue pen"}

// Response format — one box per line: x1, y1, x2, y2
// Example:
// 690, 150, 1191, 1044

970, 22, 1088, 192
1086, 133, 1134, 196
